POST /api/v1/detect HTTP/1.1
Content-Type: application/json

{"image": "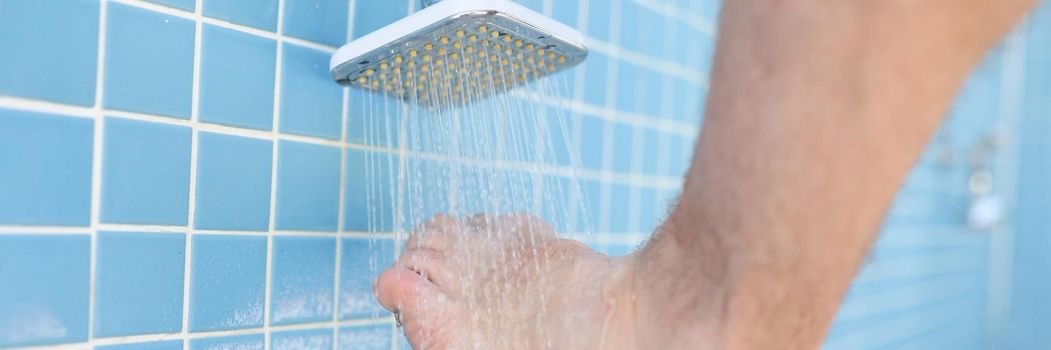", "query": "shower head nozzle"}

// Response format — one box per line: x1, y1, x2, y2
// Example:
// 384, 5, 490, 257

330, 0, 587, 108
